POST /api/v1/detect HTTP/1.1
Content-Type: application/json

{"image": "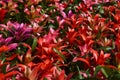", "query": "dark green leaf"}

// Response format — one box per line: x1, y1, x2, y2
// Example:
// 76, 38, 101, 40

53, 48, 66, 62
94, 66, 102, 77
32, 38, 37, 51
